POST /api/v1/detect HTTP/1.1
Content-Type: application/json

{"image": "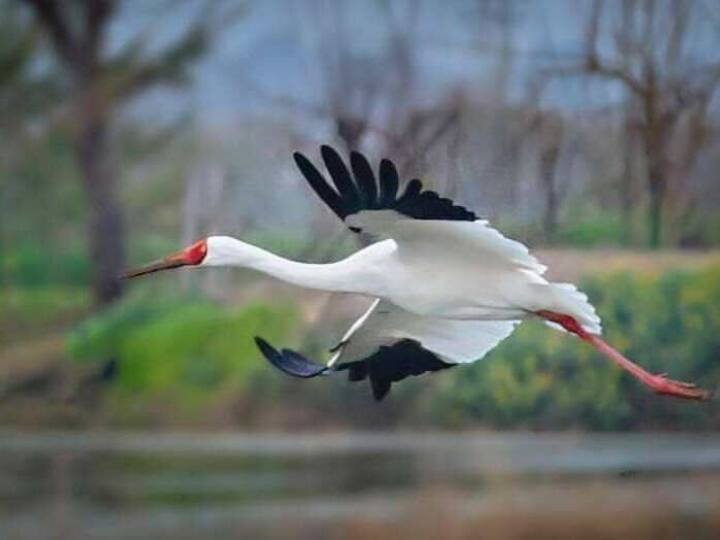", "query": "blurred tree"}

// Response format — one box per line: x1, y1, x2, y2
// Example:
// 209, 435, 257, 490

528, 111, 565, 242
0, 3, 58, 131
545, 0, 720, 247
312, 1, 462, 175
16, 0, 224, 304
619, 99, 640, 244
0, 1, 61, 286
246, 1, 463, 176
